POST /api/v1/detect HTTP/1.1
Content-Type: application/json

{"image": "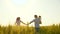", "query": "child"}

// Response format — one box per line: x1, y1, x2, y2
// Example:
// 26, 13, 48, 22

39, 16, 42, 24
15, 17, 25, 25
